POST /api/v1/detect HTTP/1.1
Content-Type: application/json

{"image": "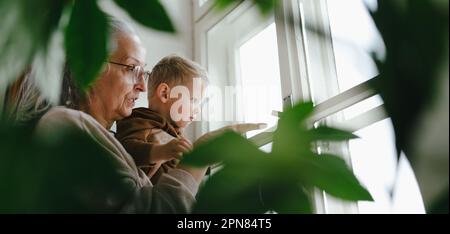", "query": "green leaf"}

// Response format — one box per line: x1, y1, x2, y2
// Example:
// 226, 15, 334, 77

261, 181, 312, 214
113, 0, 175, 33
272, 102, 314, 155
65, 0, 108, 90
193, 166, 265, 214
186, 132, 270, 213
308, 126, 359, 141
24, 0, 67, 48
213, 0, 278, 16
274, 101, 314, 142
213, 0, 239, 10
182, 131, 266, 167
297, 154, 373, 201
0, 124, 129, 213
428, 187, 449, 214
278, 102, 314, 126
370, 0, 449, 159
253, 0, 278, 16
369, 0, 449, 214
0, 0, 65, 86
